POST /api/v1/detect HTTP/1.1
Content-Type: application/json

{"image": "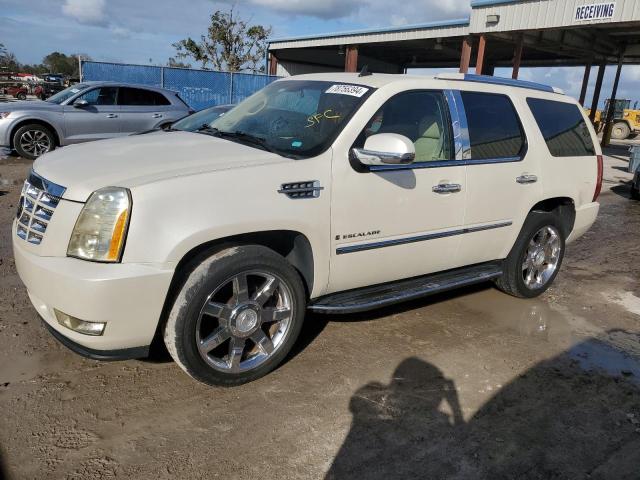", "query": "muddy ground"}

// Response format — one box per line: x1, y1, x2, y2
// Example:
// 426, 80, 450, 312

0, 144, 639, 479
